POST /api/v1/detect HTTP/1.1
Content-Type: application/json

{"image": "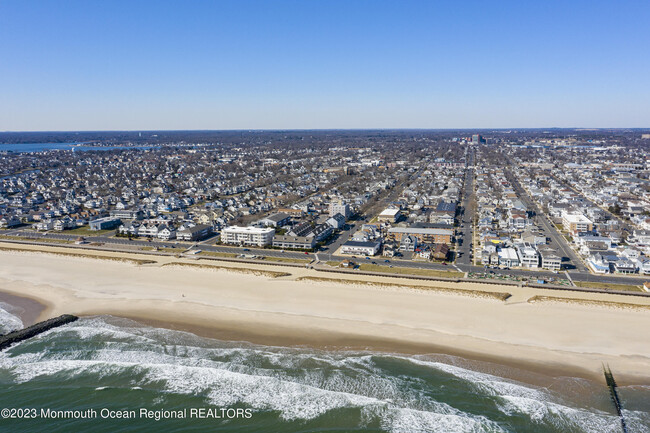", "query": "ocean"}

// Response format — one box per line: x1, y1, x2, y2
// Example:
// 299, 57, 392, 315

0, 143, 154, 153
0, 310, 648, 432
